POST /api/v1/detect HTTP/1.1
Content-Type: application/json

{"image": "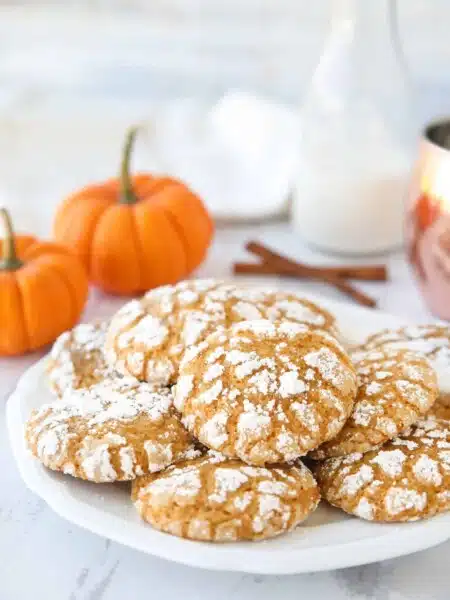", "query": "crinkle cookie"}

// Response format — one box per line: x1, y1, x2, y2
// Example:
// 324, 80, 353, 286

315, 419, 450, 522
25, 379, 198, 482
132, 452, 320, 542
356, 324, 450, 407
174, 319, 357, 465
105, 279, 337, 386
47, 321, 114, 396
311, 348, 438, 459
